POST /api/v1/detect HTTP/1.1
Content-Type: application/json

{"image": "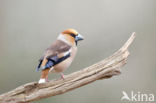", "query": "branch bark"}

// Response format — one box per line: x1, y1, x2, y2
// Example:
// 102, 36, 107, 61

0, 33, 136, 103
